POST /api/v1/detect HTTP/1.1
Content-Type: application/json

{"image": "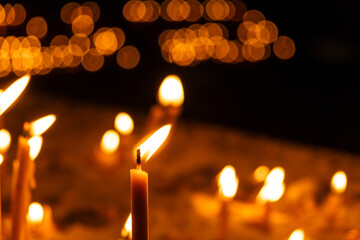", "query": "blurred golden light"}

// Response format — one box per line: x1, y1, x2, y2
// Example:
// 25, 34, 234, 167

288, 229, 305, 240
4, 4, 15, 25
94, 28, 118, 55
71, 6, 94, 22
28, 136, 43, 161
231, 0, 247, 22
256, 20, 278, 44
171, 41, 196, 66
26, 17, 48, 39
61, 2, 80, 24
237, 21, 255, 43
213, 38, 230, 60
220, 40, 240, 63
243, 9, 265, 23
273, 36, 295, 60
0, 129, 11, 152
27, 202, 44, 224
82, 2, 100, 22
11, 3, 26, 26
158, 75, 184, 107
0, 153, 3, 165
331, 171, 347, 194
69, 34, 90, 57
121, 213, 132, 239
167, 0, 190, 21
257, 167, 285, 203
205, 0, 230, 21
116, 45, 140, 70
242, 39, 265, 62
50, 35, 69, 47
115, 112, 134, 135
0, 75, 30, 116
81, 48, 104, 72
29, 114, 56, 136
218, 165, 239, 199
111, 27, 126, 50
51, 46, 65, 68
253, 165, 269, 183
137, 124, 171, 163
100, 130, 120, 154
61, 46, 74, 67
72, 15, 94, 36
0, 5, 5, 25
